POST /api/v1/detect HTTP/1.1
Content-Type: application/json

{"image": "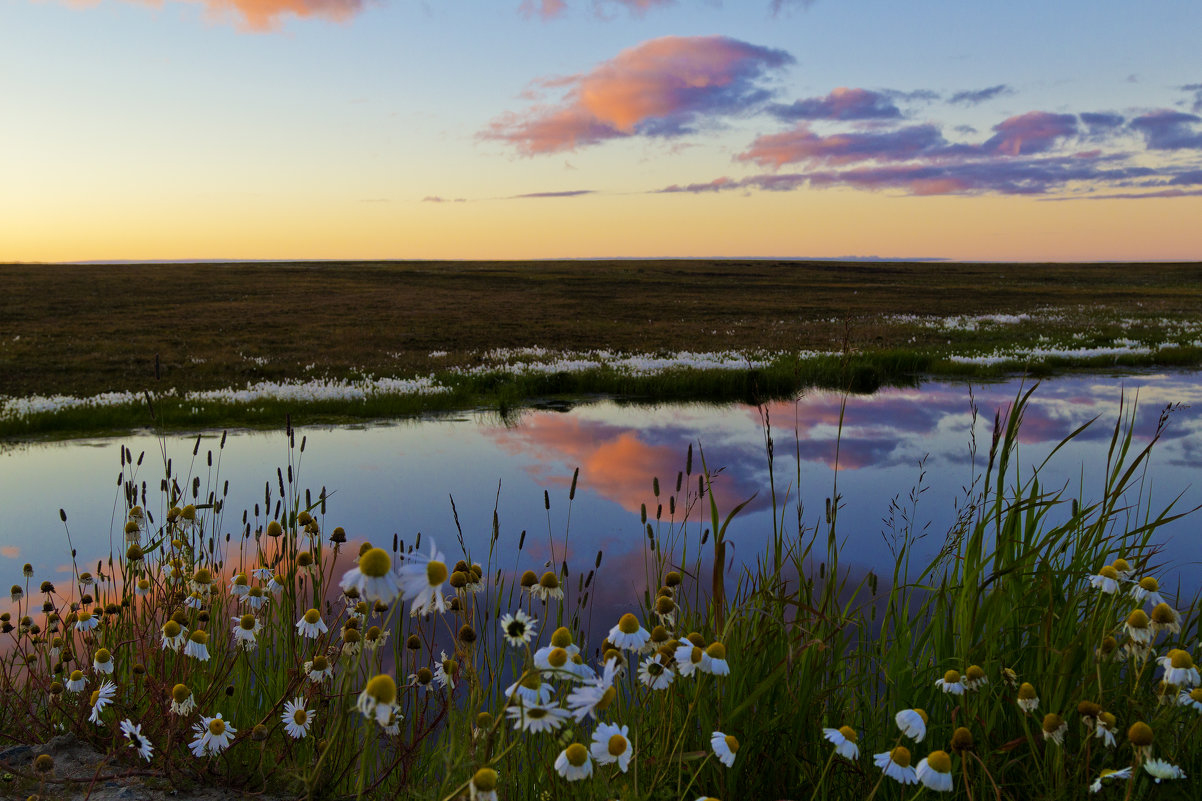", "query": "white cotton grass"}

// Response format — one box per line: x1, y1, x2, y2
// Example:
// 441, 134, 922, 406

281, 697, 314, 739
590, 722, 633, 772
554, 743, 593, 781
710, 731, 738, 767
120, 719, 154, 761
822, 726, 859, 760
396, 542, 449, 617
874, 747, 918, 784
340, 548, 403, 606
296, 608, 328, 639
